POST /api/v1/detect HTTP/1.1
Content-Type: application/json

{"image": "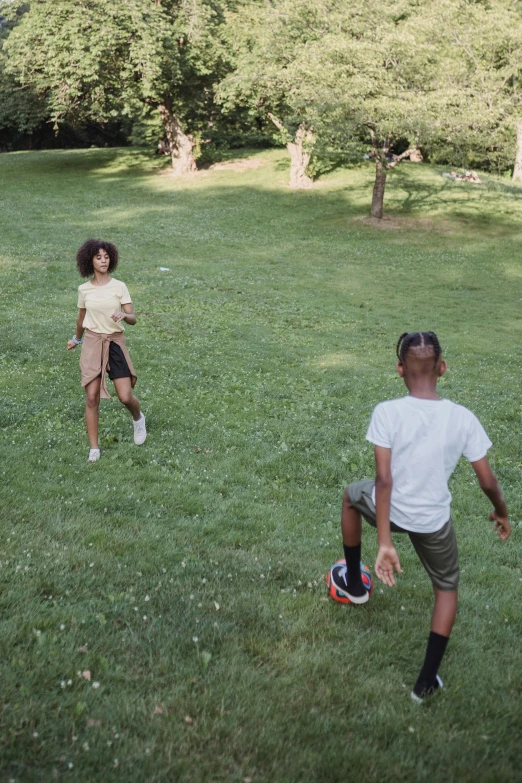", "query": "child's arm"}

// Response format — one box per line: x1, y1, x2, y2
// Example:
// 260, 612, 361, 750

470, 457, 511, 540
374, 445, 403, 586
